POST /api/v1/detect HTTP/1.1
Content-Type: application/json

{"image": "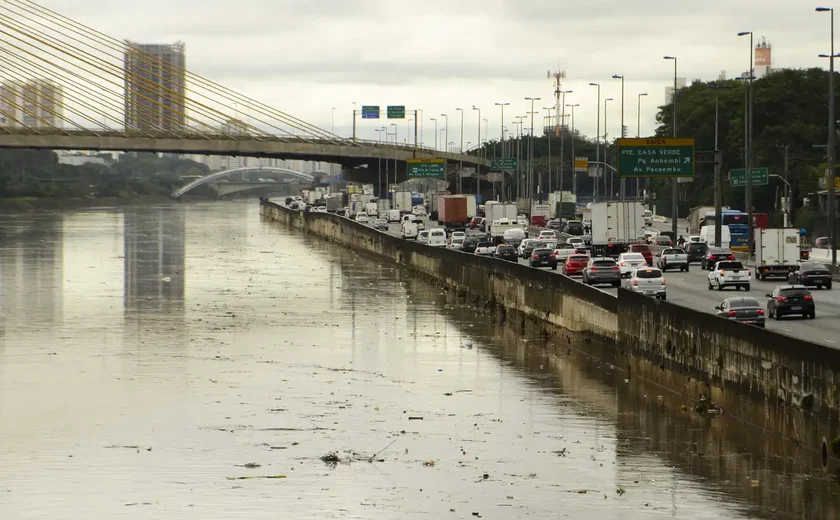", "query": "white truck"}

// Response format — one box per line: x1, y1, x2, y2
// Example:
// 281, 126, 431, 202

394, 191, 413, 213
490, 219, 518, 240
463, 194, 477, 218
590, 201, 645, 245
401, 221, 418, 240
699, 225, 731, 248
754, 228, 800, 280
548, 192, 577, 218
376, 198, 390, 216
483, 202, 517, 233
530, 203, 550, 220
365, 202, 378, 217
